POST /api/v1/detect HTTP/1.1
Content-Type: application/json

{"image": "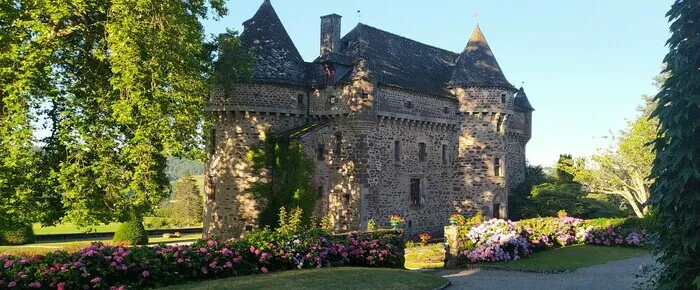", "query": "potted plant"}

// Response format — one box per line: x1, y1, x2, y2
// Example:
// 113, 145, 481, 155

389, 214, 405, 229
418, 232, 432, 245
449, 213, 465, 226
